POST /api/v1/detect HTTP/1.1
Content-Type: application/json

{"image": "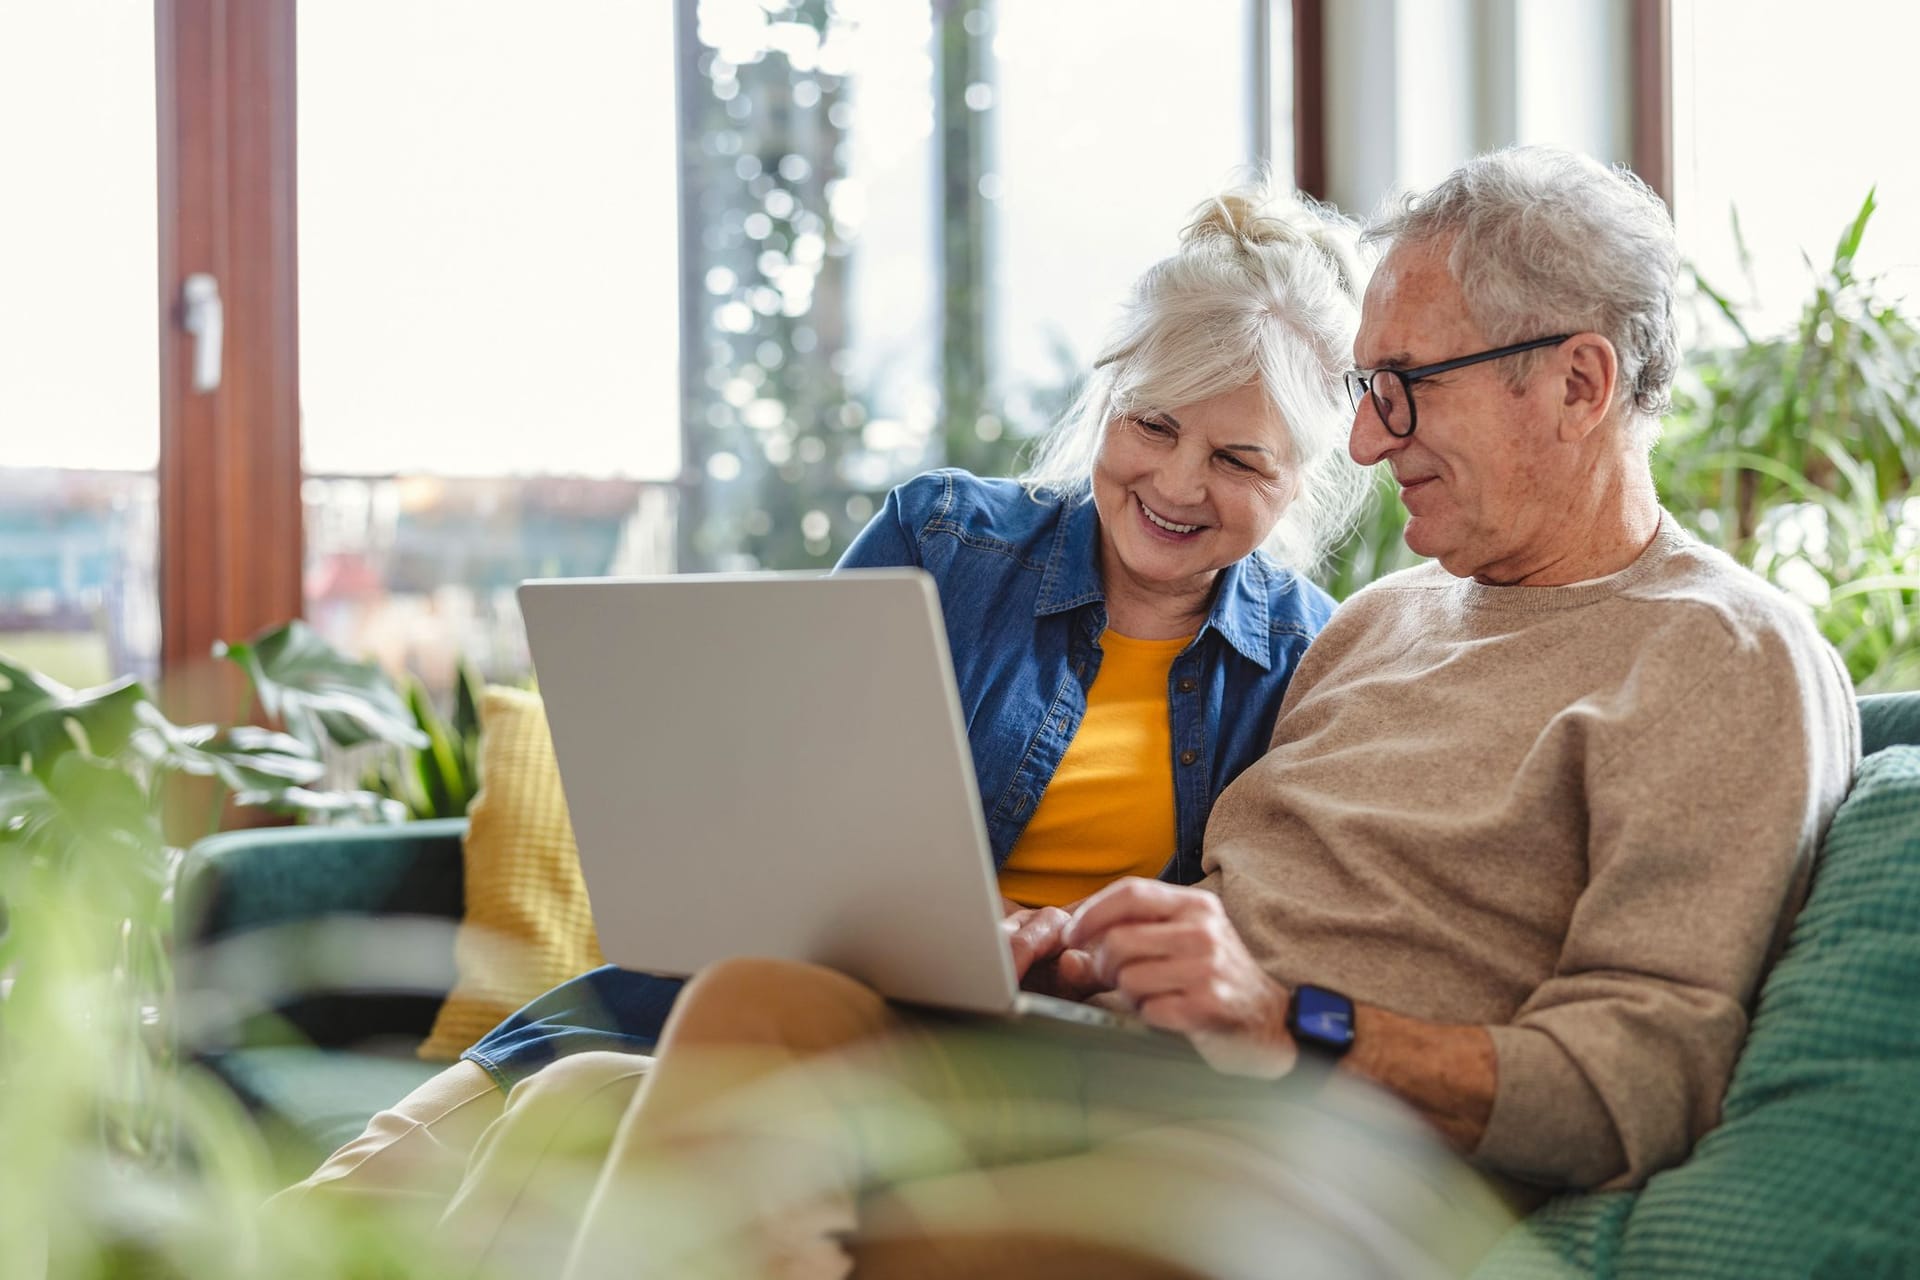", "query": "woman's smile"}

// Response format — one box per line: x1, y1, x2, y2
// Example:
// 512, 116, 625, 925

1135, 494, 1208, 540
